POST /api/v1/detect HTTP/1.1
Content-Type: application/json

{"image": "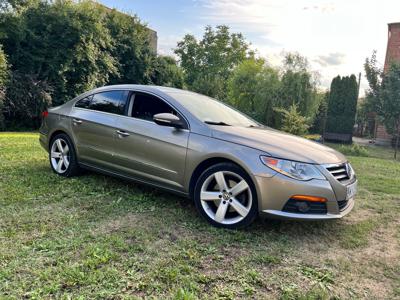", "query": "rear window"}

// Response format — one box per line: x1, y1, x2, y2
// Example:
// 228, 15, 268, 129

75, 95, 92, 109
89, 91, 127, 115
